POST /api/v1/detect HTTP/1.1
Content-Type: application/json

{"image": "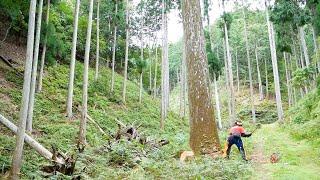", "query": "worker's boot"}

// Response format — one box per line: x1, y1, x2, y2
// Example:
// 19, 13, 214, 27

239, 149, 247, 161
222, 141, 230, 158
